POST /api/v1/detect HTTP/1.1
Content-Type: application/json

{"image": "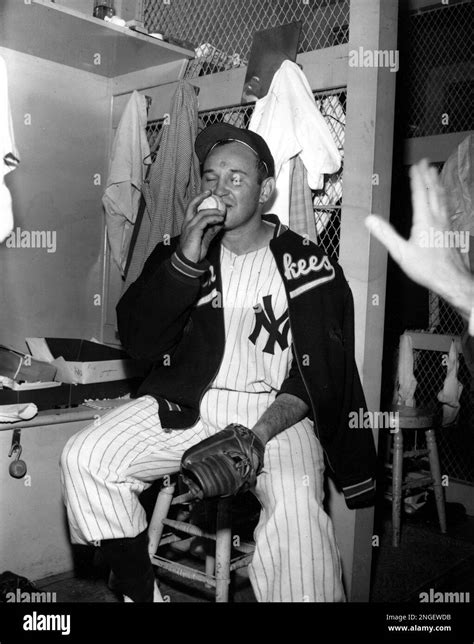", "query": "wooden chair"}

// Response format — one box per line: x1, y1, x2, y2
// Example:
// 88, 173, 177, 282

388, 404, 447, 547
386, 331, 462, 546
147, 480, 255, 602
